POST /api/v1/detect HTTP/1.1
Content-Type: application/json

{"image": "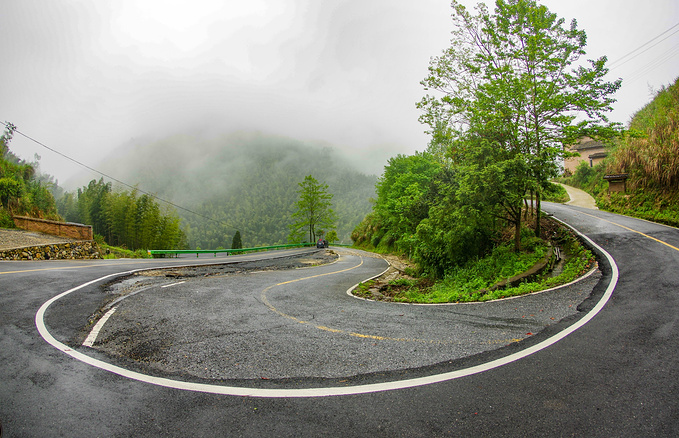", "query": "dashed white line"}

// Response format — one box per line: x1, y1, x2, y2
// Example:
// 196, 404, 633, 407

82, 307, 117, 347
161, 281, 186, 288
